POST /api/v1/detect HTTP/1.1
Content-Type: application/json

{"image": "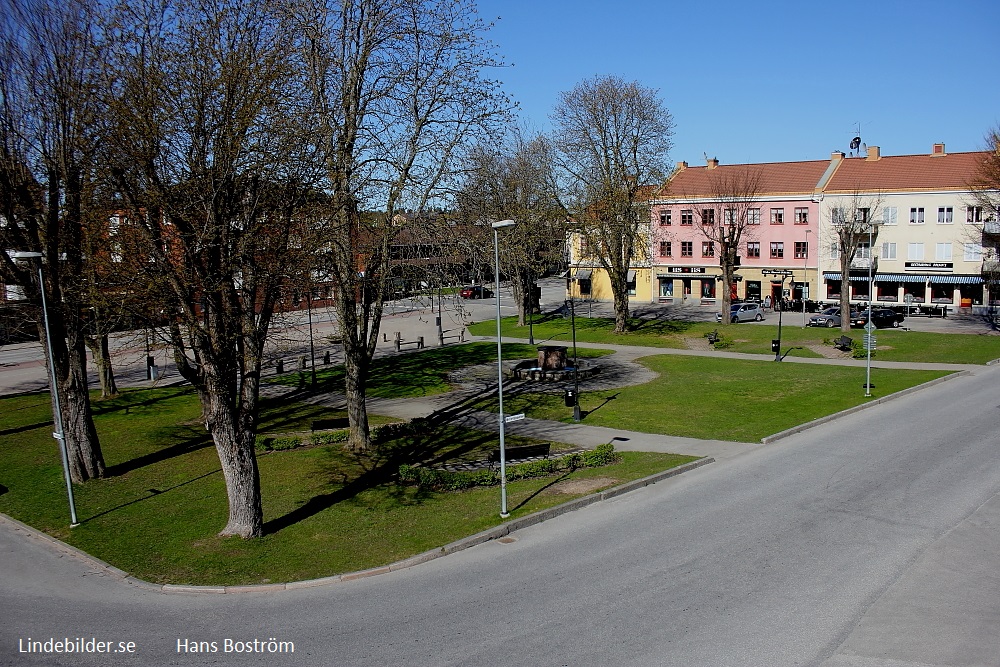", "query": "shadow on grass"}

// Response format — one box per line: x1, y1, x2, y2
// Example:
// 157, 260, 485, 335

511, 470, 574, 513
0, 421, 53, 437
582, 392, 620, 419
105, 430, 214, 477
81, 469, 222, 524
